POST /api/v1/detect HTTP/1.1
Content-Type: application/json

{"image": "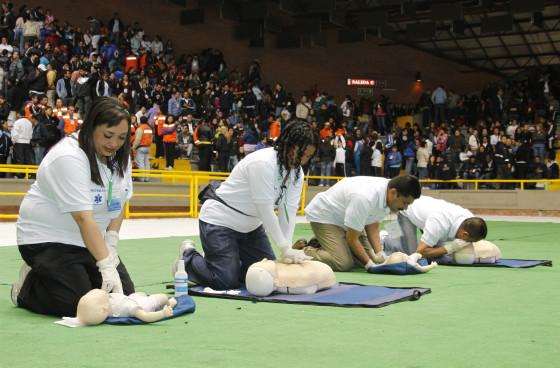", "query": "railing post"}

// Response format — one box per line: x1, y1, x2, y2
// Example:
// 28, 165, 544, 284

125, 202, 130, 219
188, 175, 193, 217
520, 181, 524, 191
194, 175, 199, 217
475, 180, 478, 191
299, 180, 307, 216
